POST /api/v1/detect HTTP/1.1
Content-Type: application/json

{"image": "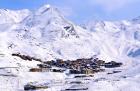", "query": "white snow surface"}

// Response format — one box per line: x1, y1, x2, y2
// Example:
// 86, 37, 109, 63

0, 4, 140, 91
